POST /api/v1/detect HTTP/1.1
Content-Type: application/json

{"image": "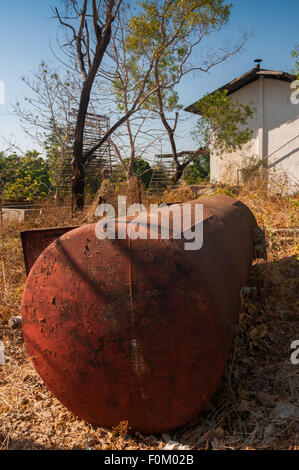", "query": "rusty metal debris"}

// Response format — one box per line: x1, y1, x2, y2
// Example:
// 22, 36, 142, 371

21, 226, 79, 275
